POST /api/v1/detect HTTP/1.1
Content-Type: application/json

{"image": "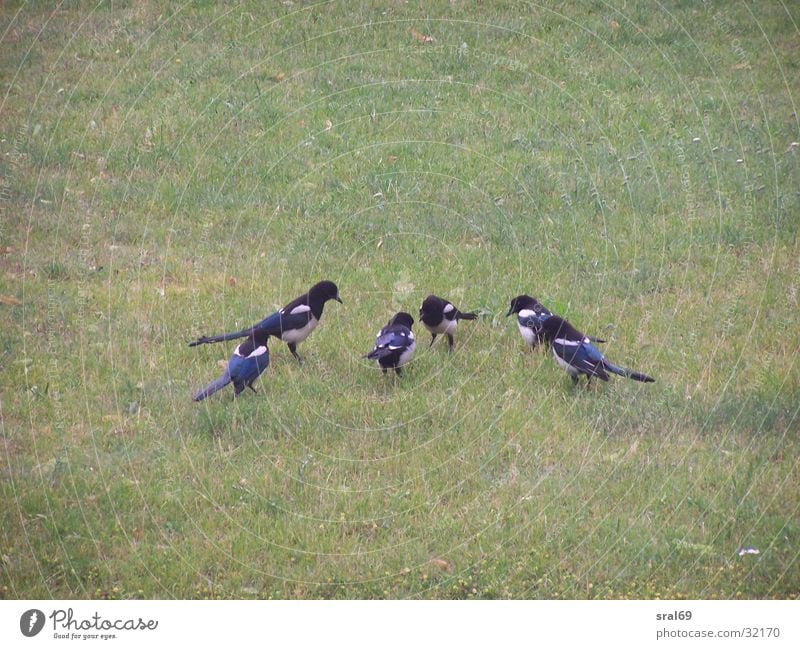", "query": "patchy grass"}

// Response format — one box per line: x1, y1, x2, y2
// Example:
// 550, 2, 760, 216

1, 1, 798, 599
